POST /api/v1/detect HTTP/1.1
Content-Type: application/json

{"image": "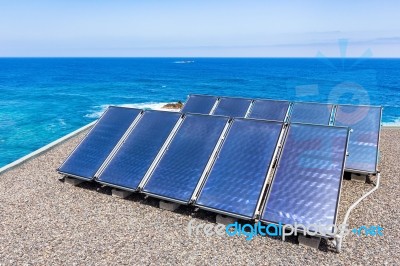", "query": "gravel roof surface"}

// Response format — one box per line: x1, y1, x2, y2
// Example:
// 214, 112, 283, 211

0, 128, 399, 265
